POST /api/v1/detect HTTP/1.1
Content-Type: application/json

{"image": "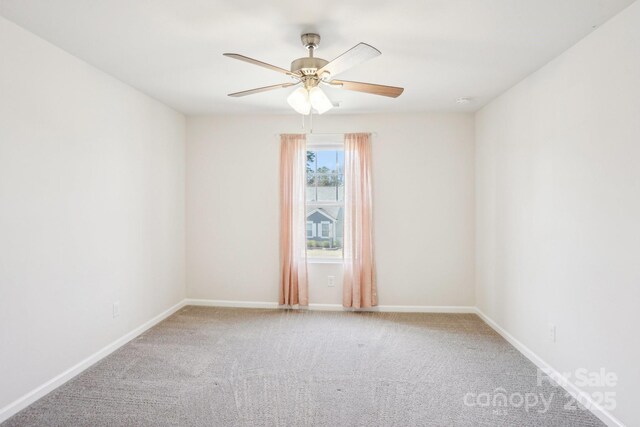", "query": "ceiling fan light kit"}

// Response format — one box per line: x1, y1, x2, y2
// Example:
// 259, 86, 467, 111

287, 87, 311, 115
224, 33, 404, 115
308, 87, 333, 114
